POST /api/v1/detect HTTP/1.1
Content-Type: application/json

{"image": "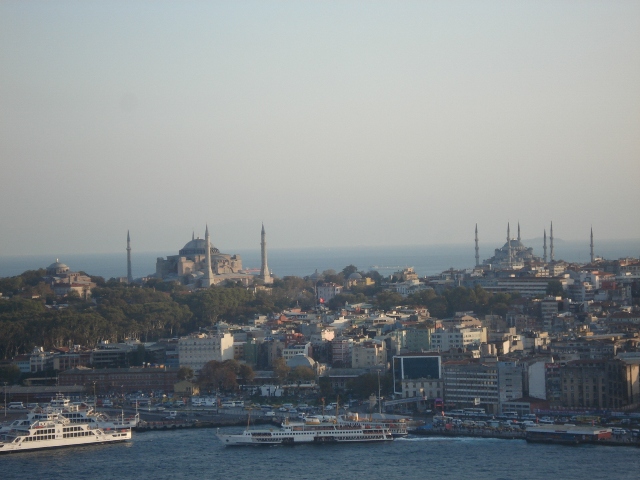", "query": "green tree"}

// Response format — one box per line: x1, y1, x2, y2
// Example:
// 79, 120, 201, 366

546, 280, 564, 297
289, 366, 316, 382
374, 290, 404, 311
178, 366, 194, 381
238, 364, 255, 385
341, 265, 358, 278
272, 357, 290, 384
0, 364, 21, 384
